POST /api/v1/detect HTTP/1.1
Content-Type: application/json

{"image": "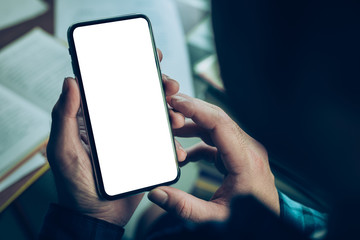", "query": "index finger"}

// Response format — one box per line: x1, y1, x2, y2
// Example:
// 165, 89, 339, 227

170, 94, 231, 131
170, 94, 251, 172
